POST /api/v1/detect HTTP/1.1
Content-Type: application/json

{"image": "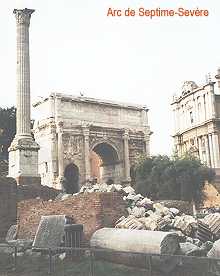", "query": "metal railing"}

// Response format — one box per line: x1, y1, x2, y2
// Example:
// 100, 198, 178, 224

0, 244, 219, 276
